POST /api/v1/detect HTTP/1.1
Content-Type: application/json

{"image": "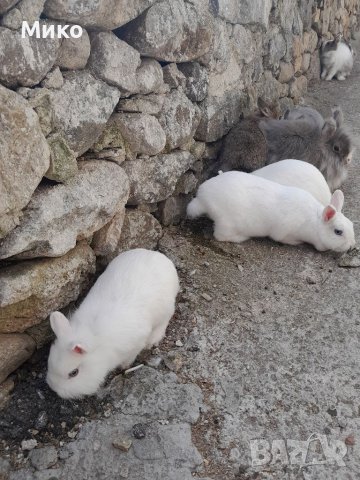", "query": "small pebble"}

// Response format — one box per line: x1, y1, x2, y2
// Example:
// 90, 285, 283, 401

67, 431, 77, 439
132, 423, 146, 439
104, 410, 111, 418
201, 293, 212, 302
175, 340, 183, 347
345, 434, 355, 446
112, 438, 132, 452
237, 264, 244, 272
146, 356, 163, 368
189, 269, 197, 276
203, 261, 210, 267
35, 411, 48, 430
21, 439, 37, 451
